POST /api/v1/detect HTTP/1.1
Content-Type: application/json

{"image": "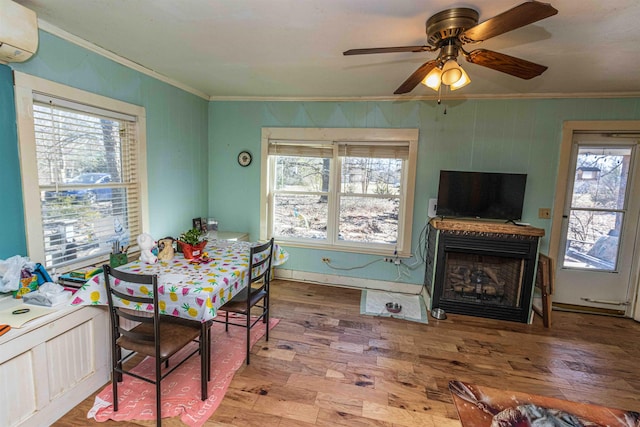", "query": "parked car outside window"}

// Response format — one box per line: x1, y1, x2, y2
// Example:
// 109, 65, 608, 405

44, 173, 112, 203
